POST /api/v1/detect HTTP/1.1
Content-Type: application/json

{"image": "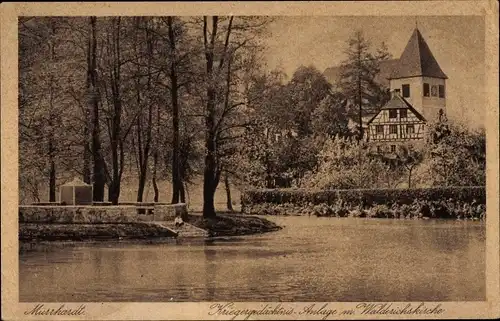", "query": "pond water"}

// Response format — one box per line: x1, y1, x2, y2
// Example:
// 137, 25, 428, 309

19, 216, 485, 302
